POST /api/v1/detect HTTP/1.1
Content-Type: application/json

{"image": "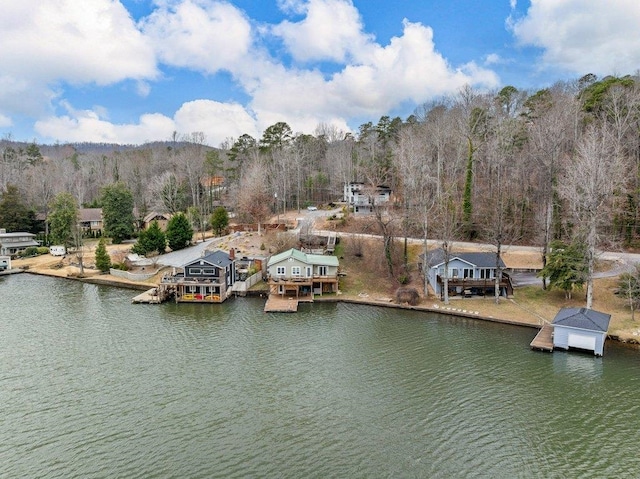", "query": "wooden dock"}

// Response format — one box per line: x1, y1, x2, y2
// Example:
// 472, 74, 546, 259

264, 295, 299, 312
132, 287, 167, 304
530, 323, 554, 352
